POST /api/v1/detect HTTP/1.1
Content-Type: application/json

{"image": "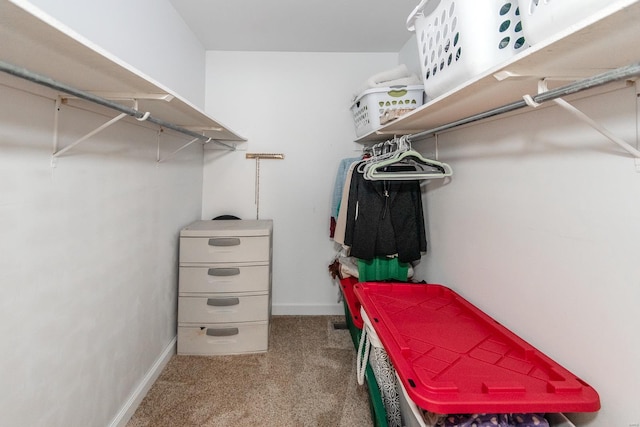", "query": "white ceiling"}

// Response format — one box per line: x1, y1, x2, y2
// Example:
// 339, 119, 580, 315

168, 0, 420, 52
